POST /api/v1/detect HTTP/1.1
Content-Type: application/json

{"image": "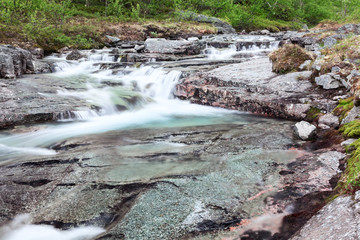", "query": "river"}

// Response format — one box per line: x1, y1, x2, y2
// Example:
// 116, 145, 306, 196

0, 35, 303, 240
